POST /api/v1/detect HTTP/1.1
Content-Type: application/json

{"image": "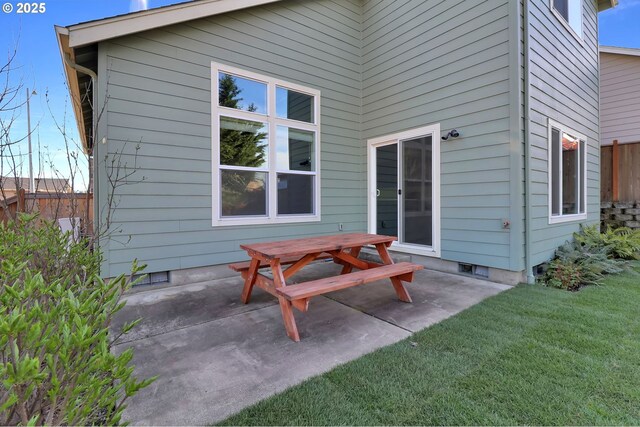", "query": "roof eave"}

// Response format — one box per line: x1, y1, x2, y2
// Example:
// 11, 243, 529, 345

598, 0, 618, 12
66, 0, 281, 48
58, 0, 285, 155
55, 25, 91, 154
600, 46, 640, 57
